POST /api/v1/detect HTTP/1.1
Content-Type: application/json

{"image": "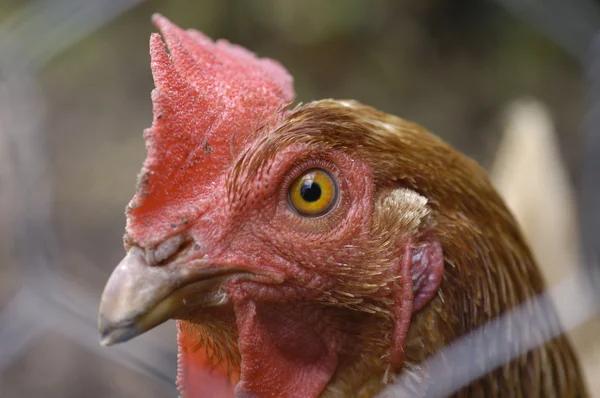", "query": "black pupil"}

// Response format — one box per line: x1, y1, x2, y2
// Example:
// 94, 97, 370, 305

300, 180, 322, 202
